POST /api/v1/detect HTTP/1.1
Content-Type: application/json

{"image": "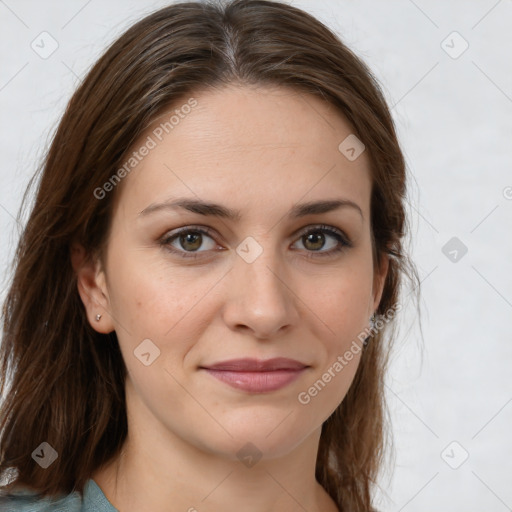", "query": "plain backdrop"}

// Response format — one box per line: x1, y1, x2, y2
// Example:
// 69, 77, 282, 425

1, 1, 511, 510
